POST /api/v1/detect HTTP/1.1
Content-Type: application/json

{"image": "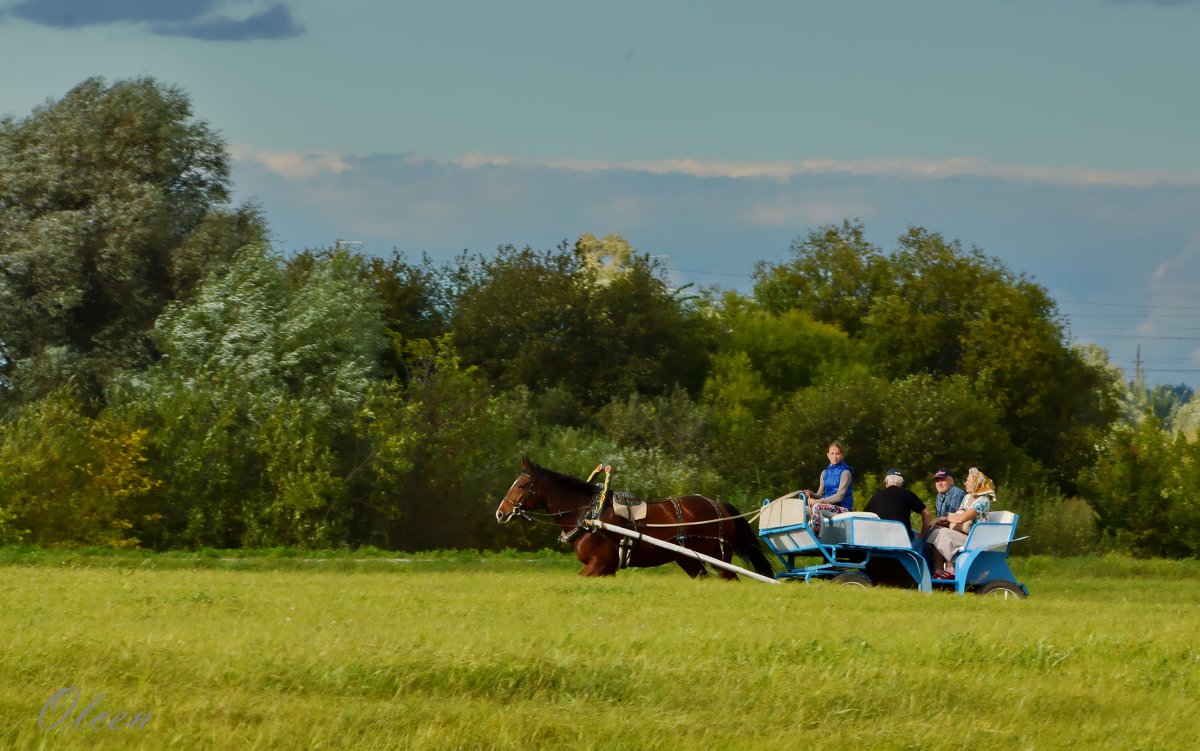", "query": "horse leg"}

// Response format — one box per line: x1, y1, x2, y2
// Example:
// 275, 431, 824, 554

694, 538, 738, 581
577, 538, 618, 576
715, 523, 740, 580
714, 560, 739, 581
